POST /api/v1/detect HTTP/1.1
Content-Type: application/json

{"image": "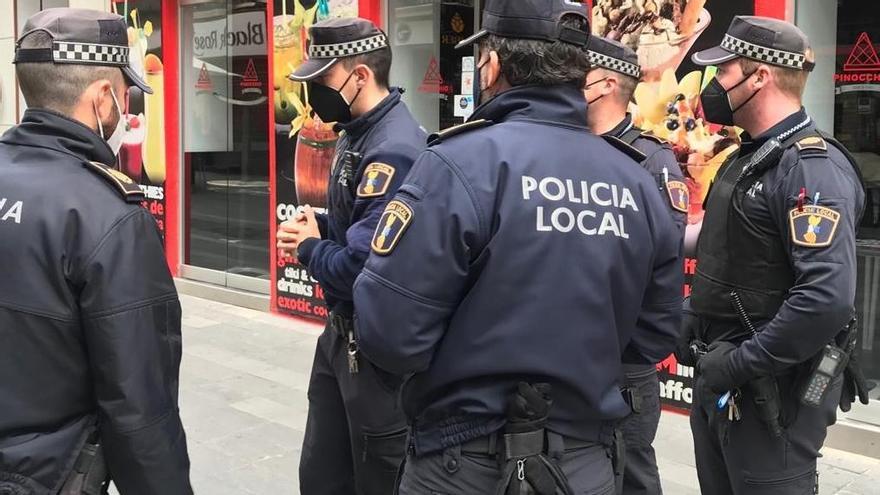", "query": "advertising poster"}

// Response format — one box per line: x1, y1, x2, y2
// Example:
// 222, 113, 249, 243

273, 0, 358, 320
593, 0, 755, 411
113, 2, 167, 240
